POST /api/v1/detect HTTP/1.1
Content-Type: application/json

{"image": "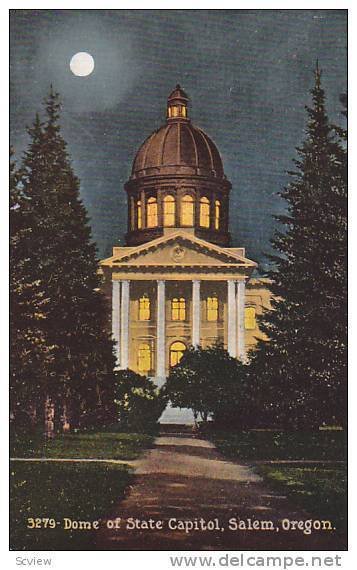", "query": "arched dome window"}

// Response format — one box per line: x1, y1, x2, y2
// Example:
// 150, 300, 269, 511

170, 341, 186, 367
200, 197, 210, 228
163, 195, 176, 227
138, 295, 150, 320
147, 197, 158, 228
214, 200, 221, 230
181, 194, 194, 226
136, 200, 142, 229
171, 297, 186, 321
138, 343, 152, 372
